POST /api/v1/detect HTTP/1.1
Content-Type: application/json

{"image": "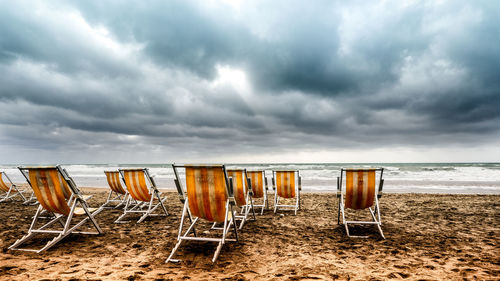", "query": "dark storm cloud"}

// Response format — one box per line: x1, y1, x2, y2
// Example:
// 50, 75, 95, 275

72, 0, 500, 121
0, 0, 499, 162
73, 0, 359, 93
0, 6, 140, 79
72, 0, 252, 79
